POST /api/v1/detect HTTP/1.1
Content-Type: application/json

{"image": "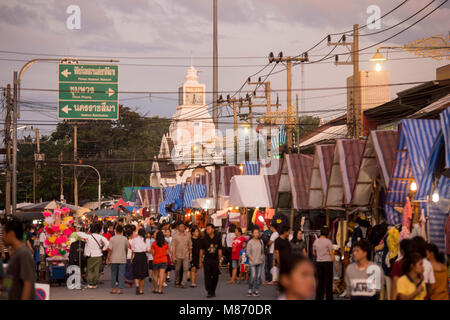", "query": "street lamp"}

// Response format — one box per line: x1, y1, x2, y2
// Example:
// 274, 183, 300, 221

369, 49, 386, 72
62, 164, 102, 211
